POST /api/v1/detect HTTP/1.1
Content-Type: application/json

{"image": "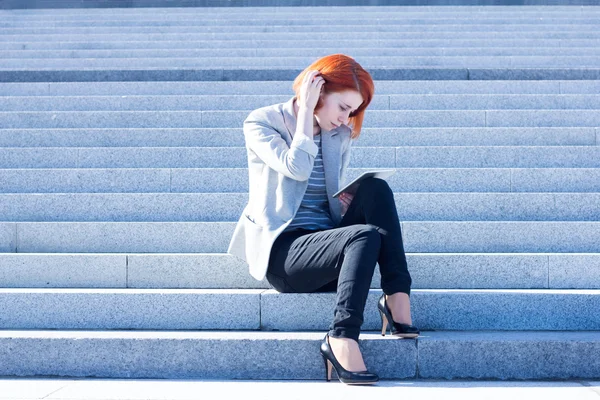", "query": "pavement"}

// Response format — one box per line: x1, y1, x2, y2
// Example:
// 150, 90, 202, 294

1, 378, 600, 400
